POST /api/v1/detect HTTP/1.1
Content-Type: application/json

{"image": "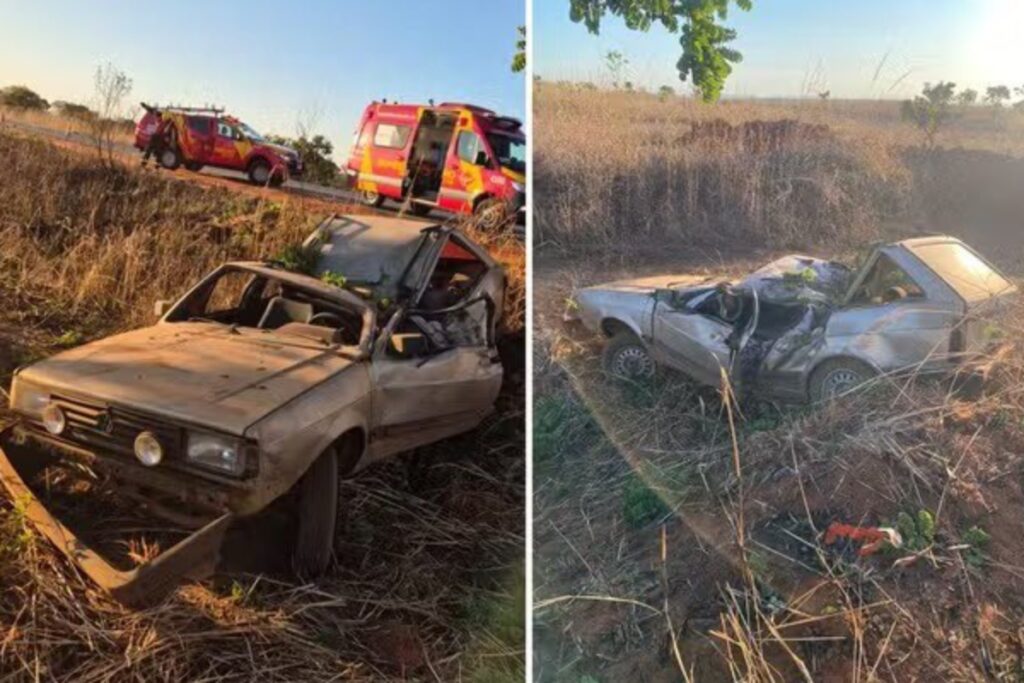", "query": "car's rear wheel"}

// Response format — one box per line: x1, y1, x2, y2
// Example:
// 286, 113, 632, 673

360, 189, 384, 207
809, 358, 877, 402
248, 159, 272, 186
292, 446, 339, 577
474, 197, 507, 230
602, 331, 656, 382
158, 147, 181, 170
